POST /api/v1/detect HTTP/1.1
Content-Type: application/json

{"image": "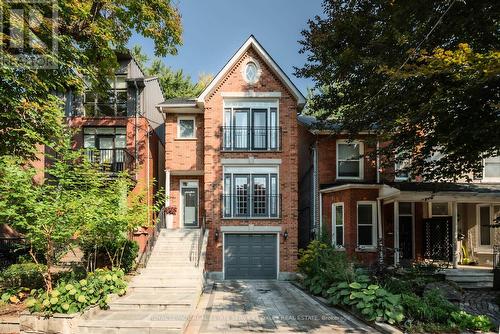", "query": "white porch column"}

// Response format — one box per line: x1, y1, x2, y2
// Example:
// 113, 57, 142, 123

394, 201, 400, 266
165, 169, 173, 229
452, 201, 459, 268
